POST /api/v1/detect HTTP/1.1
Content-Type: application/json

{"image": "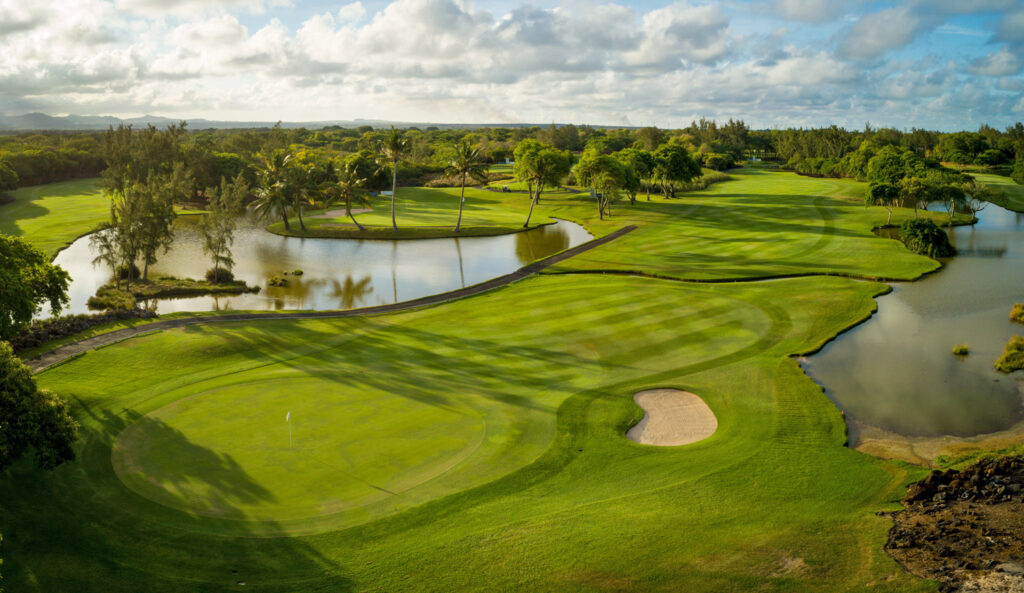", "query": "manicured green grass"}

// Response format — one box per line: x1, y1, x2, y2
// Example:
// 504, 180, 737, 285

1, 167, 969, 592
973, 172, 1024, 213
544, 167, 958, 281
0, 178, 108, 257
266, 186, 556, 239
0, 274, 937, 592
